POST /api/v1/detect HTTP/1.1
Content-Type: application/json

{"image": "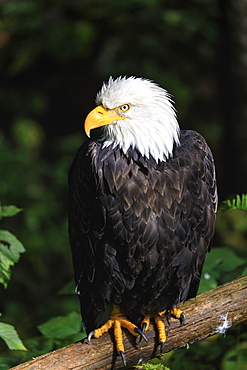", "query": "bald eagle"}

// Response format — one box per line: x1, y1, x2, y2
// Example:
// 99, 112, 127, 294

68, 76, 217, 364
